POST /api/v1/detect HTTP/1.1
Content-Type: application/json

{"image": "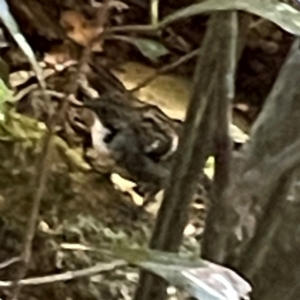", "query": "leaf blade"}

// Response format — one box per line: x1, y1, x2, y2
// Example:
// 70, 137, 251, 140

160, 0, 300, 36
